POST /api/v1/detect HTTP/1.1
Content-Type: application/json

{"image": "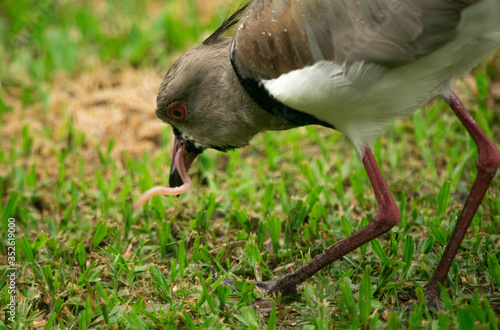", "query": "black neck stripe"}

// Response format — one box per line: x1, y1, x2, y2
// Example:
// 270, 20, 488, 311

230, 54, 335, 130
